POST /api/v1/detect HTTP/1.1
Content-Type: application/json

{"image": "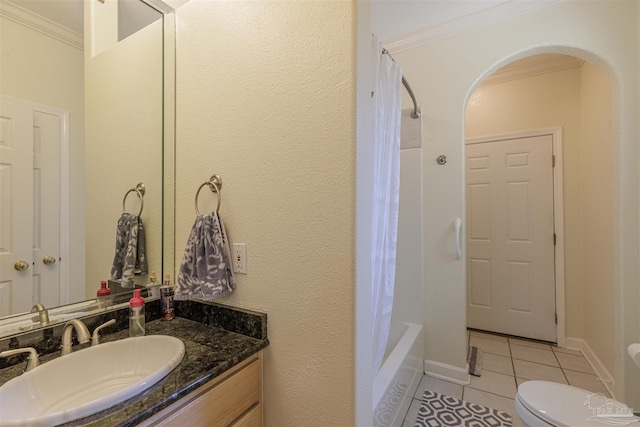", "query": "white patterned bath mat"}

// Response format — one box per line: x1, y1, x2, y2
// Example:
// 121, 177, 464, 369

415, 390, 512, 427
